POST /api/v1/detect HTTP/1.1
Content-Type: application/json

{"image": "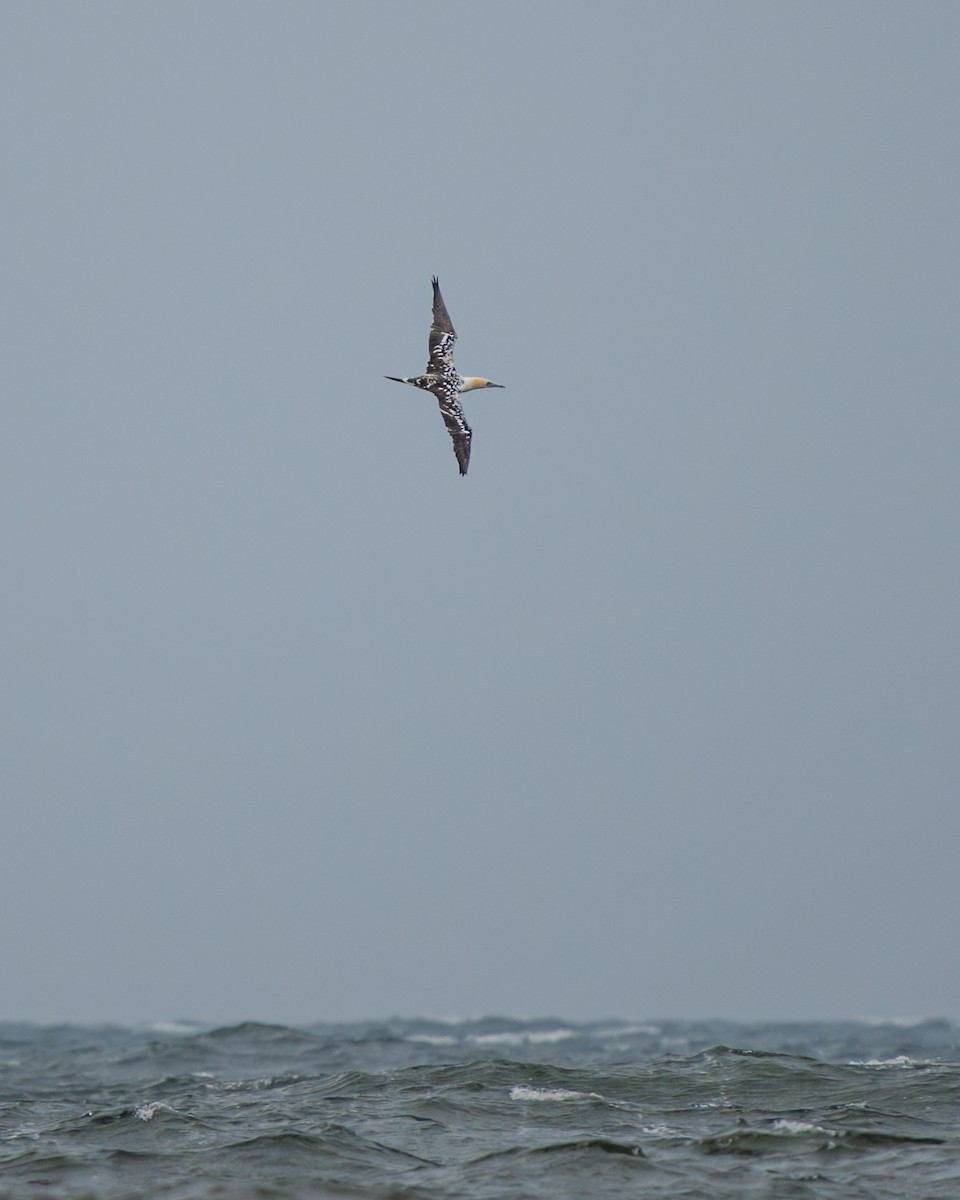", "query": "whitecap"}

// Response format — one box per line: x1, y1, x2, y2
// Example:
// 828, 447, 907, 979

849, 1055, 922, 1068
404, 1034, 458, 1046
860, 1015, 935, 1028
474, 1033, 524, 1047
134, 1102, 173, 1121
509, 1085, 602, 1102
469, 1028, 574, 1047
771, 1119, 832, 1136
594, 1024, 662, 1038
139, 1020, 206, 1036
